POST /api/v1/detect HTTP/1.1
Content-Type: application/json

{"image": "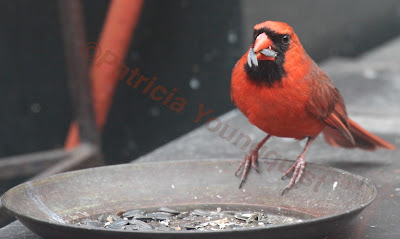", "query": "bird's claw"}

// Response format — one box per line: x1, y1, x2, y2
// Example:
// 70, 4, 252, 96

235, 171, 240, 177
252, 163, 260, 173
281, 187, 290, 196
281, 157, 305, 195
235, 151, 259, 188
239, 179, 245, 189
